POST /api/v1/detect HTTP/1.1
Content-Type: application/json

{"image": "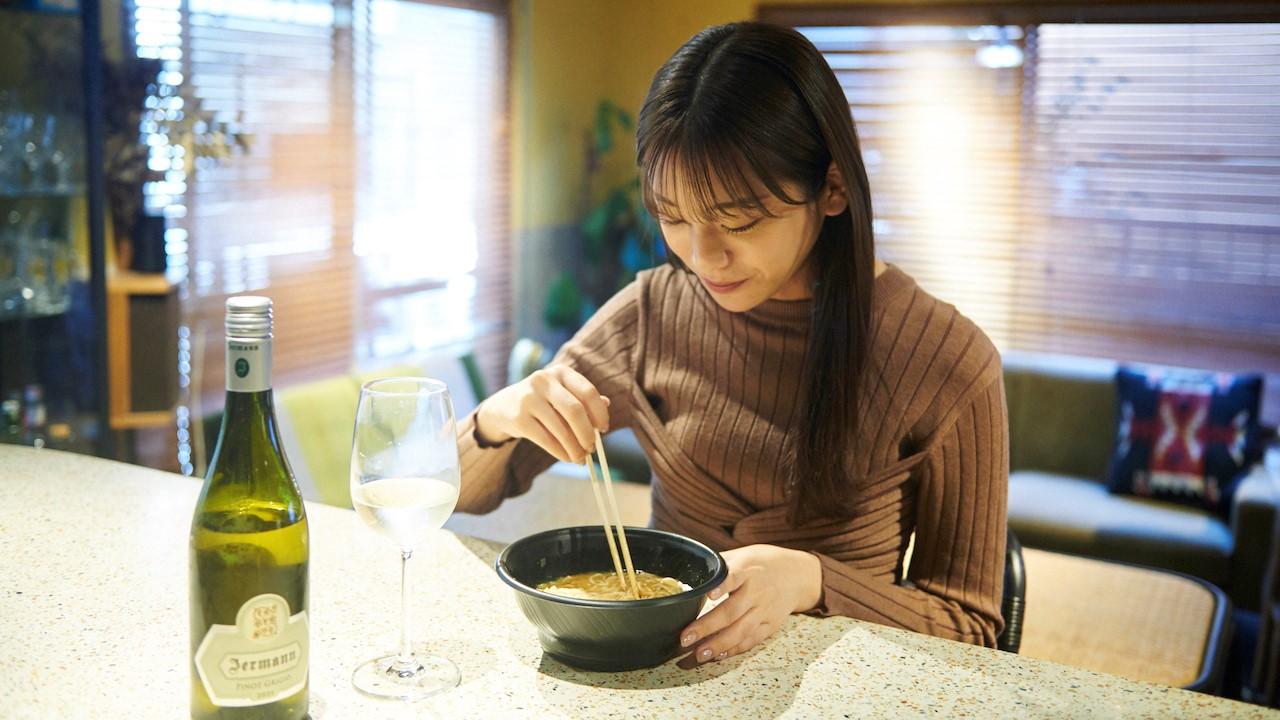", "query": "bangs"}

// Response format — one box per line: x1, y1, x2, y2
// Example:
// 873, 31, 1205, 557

640, 128, 810, 224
